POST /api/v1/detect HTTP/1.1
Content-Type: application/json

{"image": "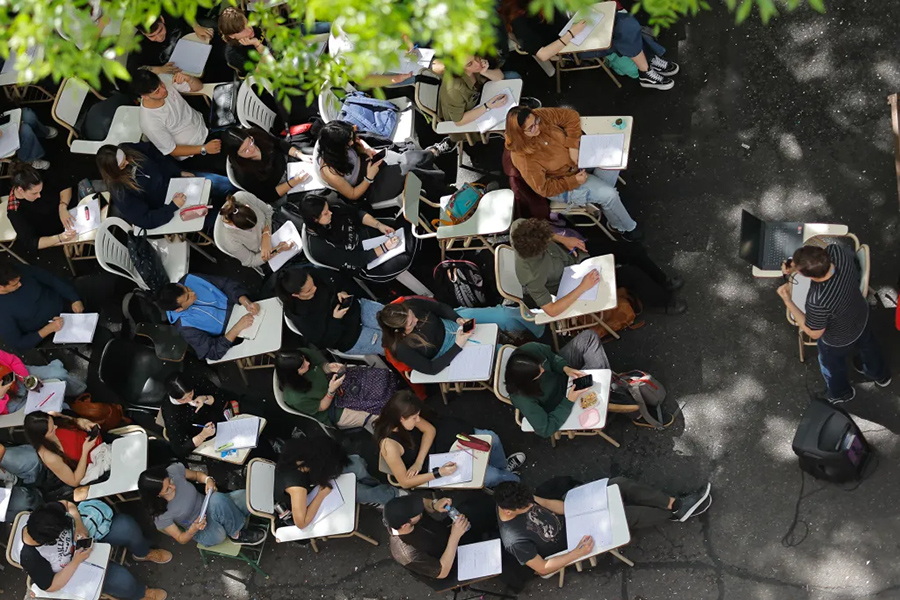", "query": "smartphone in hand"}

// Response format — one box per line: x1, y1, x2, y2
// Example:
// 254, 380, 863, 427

75, 537, 94, 550
370, 149, 386, 163
87, 425, 101, 440
462, 319, 475, 333
339, 295, 354, 309
572, 374, 593, 391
